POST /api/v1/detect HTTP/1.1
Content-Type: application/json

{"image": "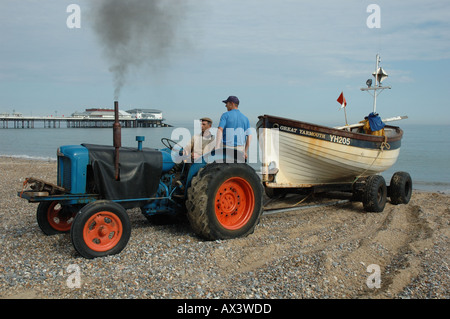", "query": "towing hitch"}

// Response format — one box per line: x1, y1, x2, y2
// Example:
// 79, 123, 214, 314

20, 177, 67, 198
